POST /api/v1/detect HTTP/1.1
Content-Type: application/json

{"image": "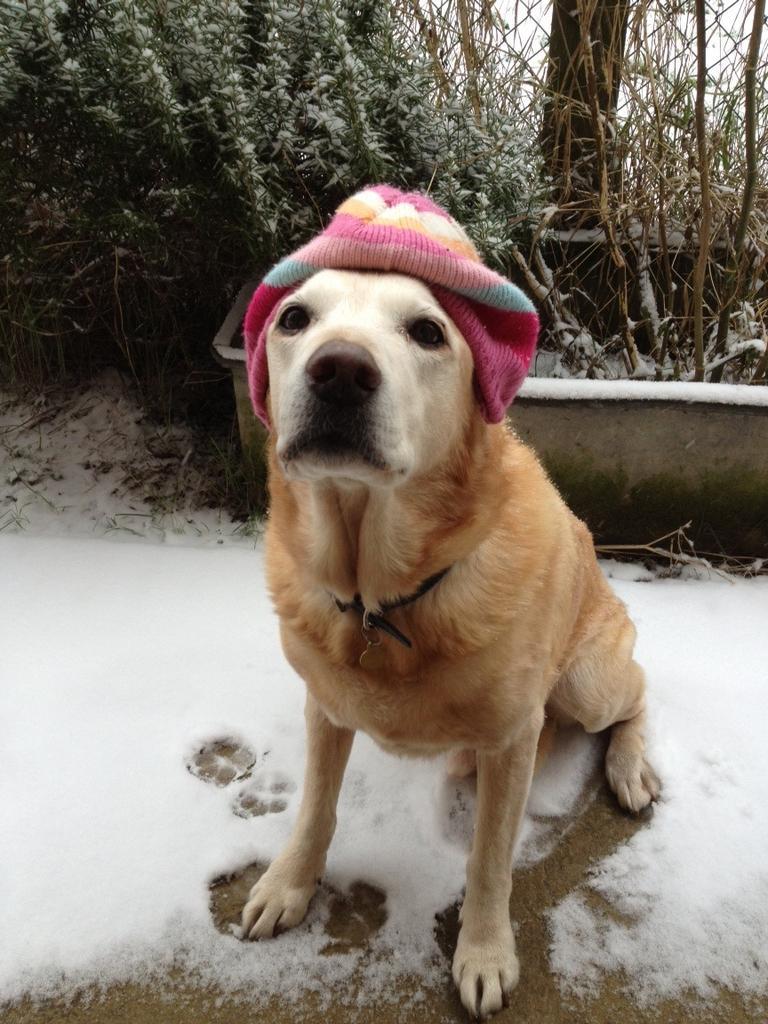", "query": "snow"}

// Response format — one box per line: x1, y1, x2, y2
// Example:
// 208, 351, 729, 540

0, 374, 247, 544
521, 376, 768, 406
548, 576, 768, 1002
2, 381, 768, 1011
0, 533, 596, 1005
